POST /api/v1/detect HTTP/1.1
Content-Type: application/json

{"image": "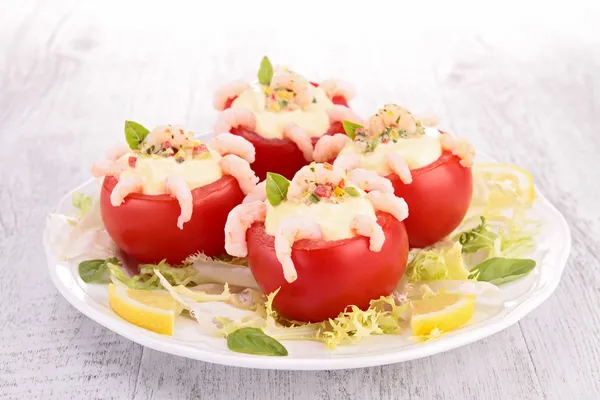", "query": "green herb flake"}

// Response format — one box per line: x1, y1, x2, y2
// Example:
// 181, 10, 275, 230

344, 187, 360, 197
124, 120, 150, 150
266, 172, 290, 206
227, 327, 288, 356
312, 97, 317, 104
308, 193, 320, 203
342, 120, 364, 140
78, 257, 120, 284
258, 56, 274, 86
468, 257, 536, 285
